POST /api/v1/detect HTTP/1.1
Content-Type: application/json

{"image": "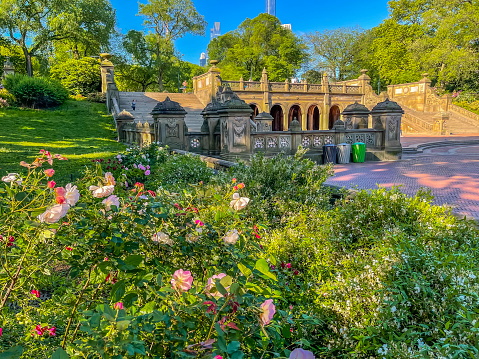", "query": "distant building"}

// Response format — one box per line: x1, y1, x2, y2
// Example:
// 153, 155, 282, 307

281, 24, 292, 31
210, 22, 221, 41
265, 0, 276, 16
199, 53, 207, 67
